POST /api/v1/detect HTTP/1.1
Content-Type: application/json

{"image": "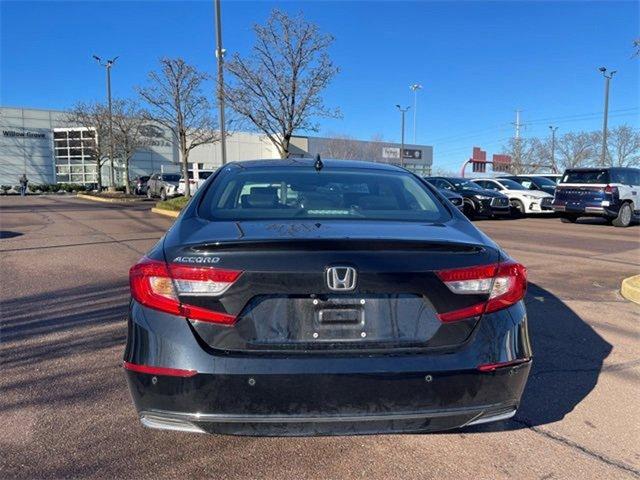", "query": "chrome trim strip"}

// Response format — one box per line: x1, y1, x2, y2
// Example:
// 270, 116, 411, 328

139, 405, 501, 425
465, 409, 516, 426
140, 413, 206, 433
